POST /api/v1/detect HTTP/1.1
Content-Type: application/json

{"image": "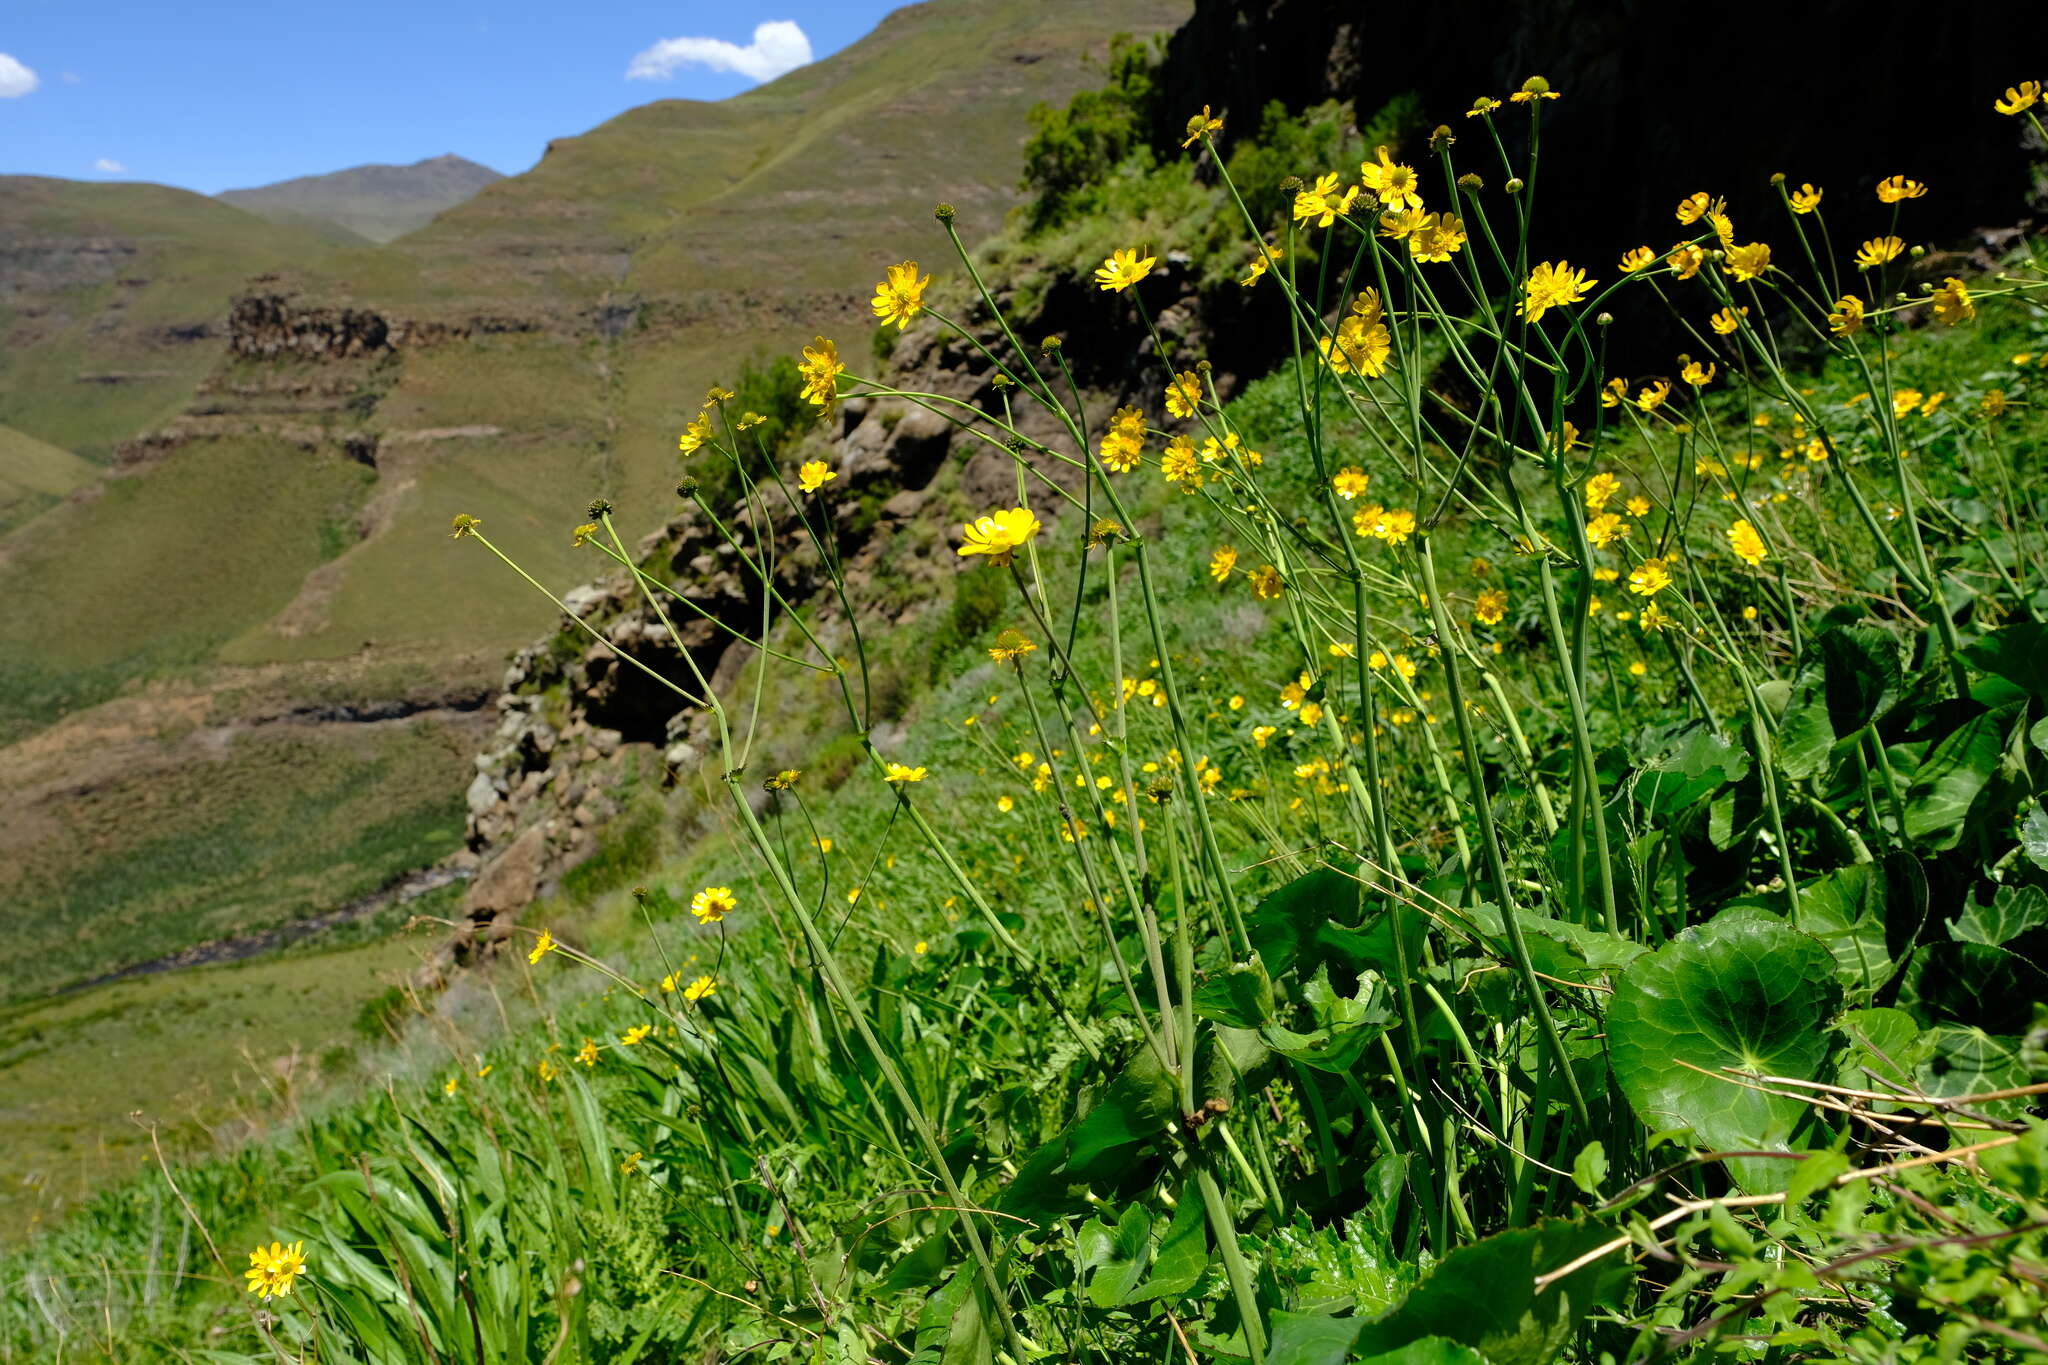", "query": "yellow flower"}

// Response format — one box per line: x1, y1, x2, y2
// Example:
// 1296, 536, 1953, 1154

703, 384, 735, 407
884, 763, 928, 785
1208, 546, 1238, 581
1509, 76, 1559, 103
620, 1025, 652, 1046
1094, 247, 1158, 292
1995, 81, 2042, 115
1875, 175, 1928, 204
677, 412, 714, 454
1600, 377, 1627, 408
243, 1241, 308, 1300
1722, 242, 1771, 282
1982, 389, 2008, 418
1317, 316, 1392, 376
957, 506, 1042, 564
1637, 602, 1673, 633
1182, 104, 1225, 147
1854, 236, 1904, 270
988, 629, 1036, 663
798, 460, 837, 493
1474, 588, 1508, 625
538, 1057, 558, 1081
1728, 519, 1768, 567
870, 260, 931, 329
1239, 244, 1282, 286
1466, 95, 1502, 117
1709, 306, 1747, 335
575, 1038, 600, 1066
1789, 183, 1823, 214
1518, 261, 1595, 323
1248, 565, 1285, 600
1098, 406, 1146, 473
797, 336, 845, 407
736, 411, 766, 430
1681, 359, 1716, 387
443, 1074, 459, 1096
766, 768, 801, 790
620, 1152, 642, 1175
1332, 466, 1371, 500
1931, 277, 1974, 326
1675, 191, 1718, 225
528, 929, 558, 965
1292, 171, 1342, 228
1360, 146, 1423, 212
571, 522, 601, 548
1407, 212, 1466, 263
1667, 245, 1706, 280
682, 975, 716, 1003
1164, 370, 1203, 419
691, 886, 736, 924
1586, 512, 1629, 549
1636, 380, 1672, 412
1584, 472, 1622, 512
1628, 557, 1673, 596
997, 794, 1015, 813
1827, 294, 1866, 335
1160, 434, 1202, 487
1353, 506, 1416, 547
1625, 495, 1651, 518
1350, 288, 1384, 325
1619, 245, 1657, 273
